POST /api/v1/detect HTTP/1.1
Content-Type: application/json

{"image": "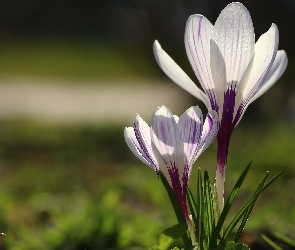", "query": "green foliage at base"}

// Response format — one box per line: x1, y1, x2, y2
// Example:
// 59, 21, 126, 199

157, 164, 283, 249
0, 121, 294, 249
151, 223, 187, 250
